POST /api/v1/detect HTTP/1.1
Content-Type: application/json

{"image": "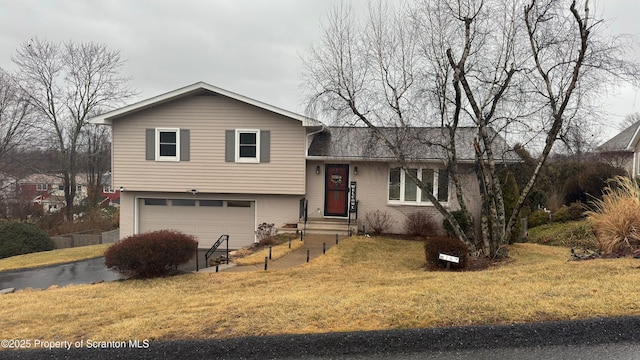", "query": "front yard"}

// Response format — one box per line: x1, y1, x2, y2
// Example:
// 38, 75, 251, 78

1, 236, 639, 343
